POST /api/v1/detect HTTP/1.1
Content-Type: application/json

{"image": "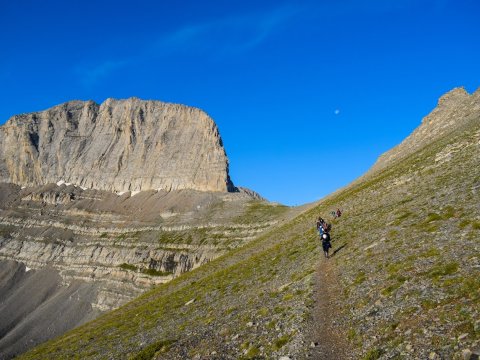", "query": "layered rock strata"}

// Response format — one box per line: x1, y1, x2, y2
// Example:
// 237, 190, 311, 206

0, 184, 278, 311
